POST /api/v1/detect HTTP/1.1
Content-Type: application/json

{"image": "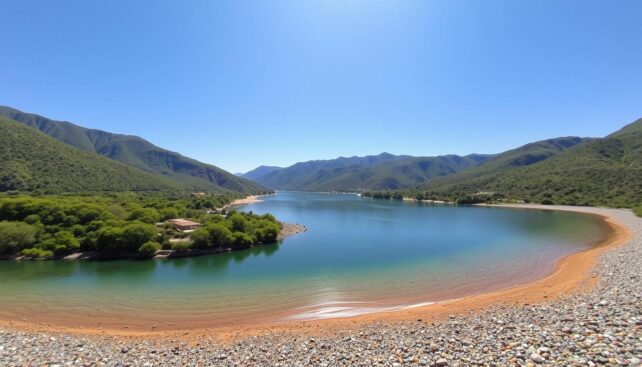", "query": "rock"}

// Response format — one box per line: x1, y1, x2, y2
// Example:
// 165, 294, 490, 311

436, 358, 448, 366
530, 353, 545, 364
